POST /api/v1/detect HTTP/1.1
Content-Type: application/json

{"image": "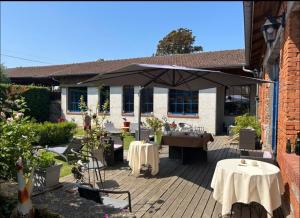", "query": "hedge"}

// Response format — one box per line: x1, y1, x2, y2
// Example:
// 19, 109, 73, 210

0, 84, 50, 122
33, 122, 77, 146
